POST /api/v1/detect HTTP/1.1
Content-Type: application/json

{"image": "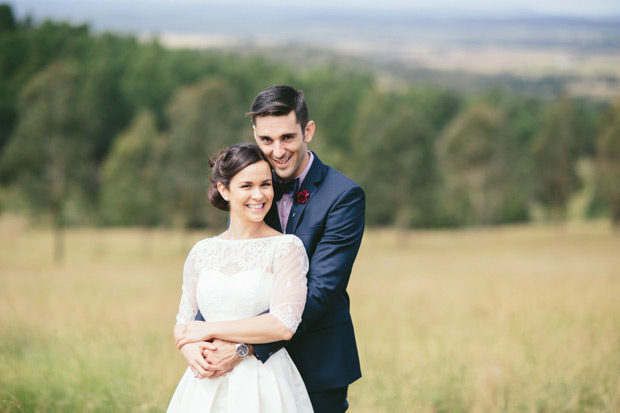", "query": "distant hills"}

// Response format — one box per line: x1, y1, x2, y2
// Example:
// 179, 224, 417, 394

12, 2, 620, 50
10, 1, 620, 98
